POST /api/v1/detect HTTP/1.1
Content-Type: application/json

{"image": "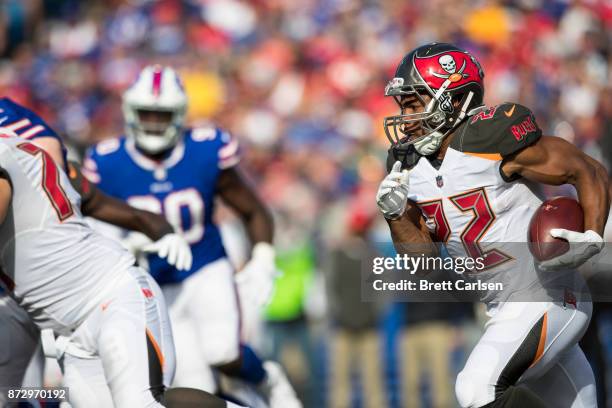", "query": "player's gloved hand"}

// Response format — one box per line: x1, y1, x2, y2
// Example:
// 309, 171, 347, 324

376, 161, 410, 220
121, 232, 152, 255
142, 233, 193, 271
539, 229, 604, 270
235, 242, 280, 309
